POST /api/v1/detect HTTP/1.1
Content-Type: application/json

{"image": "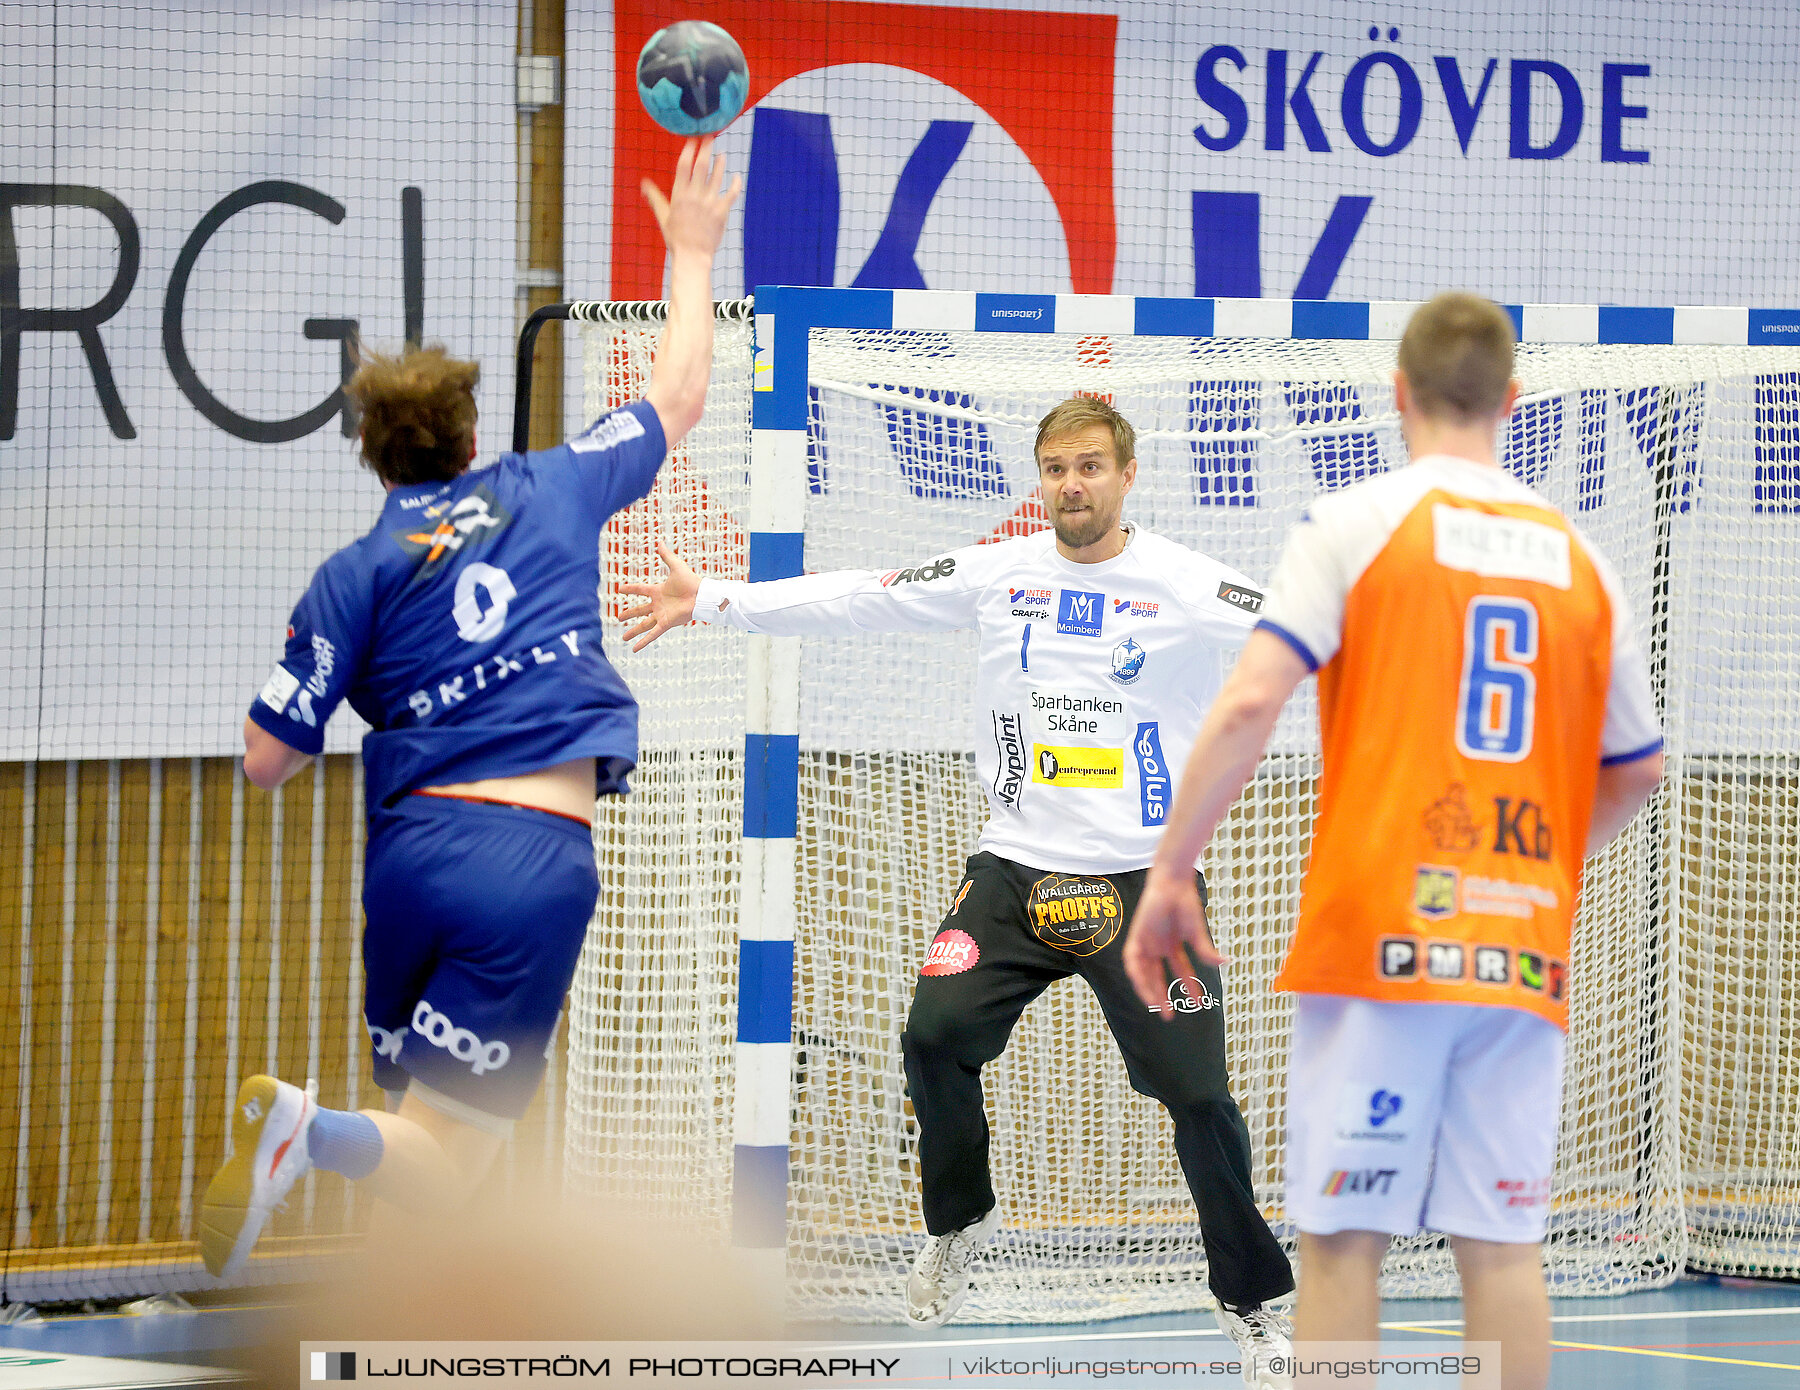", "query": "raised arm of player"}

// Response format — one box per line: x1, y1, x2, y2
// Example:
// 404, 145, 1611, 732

620, 540, 988, 650
1122, 629, 1310, 1009
641, 138, 742, 446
